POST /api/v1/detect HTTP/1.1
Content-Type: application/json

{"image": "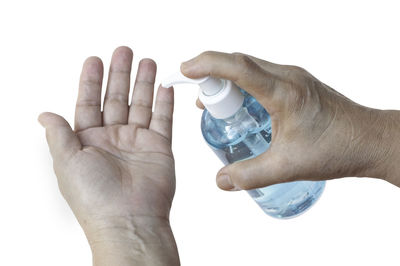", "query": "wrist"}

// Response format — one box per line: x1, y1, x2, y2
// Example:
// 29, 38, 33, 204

371, 109, 400, 186
82, 216, 179, 266
351, 107, 400, 186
